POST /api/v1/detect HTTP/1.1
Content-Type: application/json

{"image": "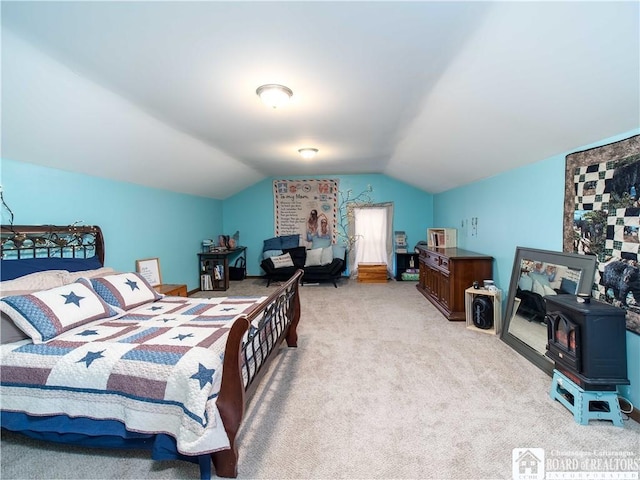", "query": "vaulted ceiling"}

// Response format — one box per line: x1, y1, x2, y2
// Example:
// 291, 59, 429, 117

2, 1, 638, 199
